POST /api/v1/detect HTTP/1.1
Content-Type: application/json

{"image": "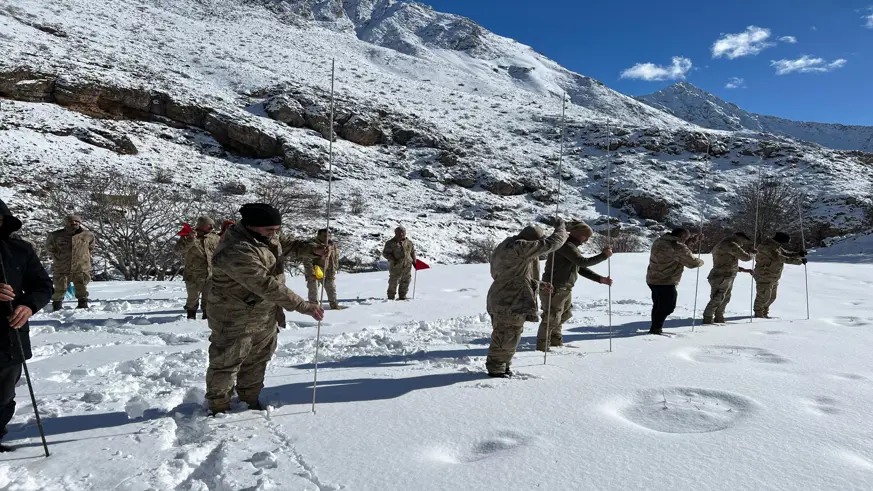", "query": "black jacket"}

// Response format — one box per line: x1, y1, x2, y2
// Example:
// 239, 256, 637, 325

0, 199, 53, 367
